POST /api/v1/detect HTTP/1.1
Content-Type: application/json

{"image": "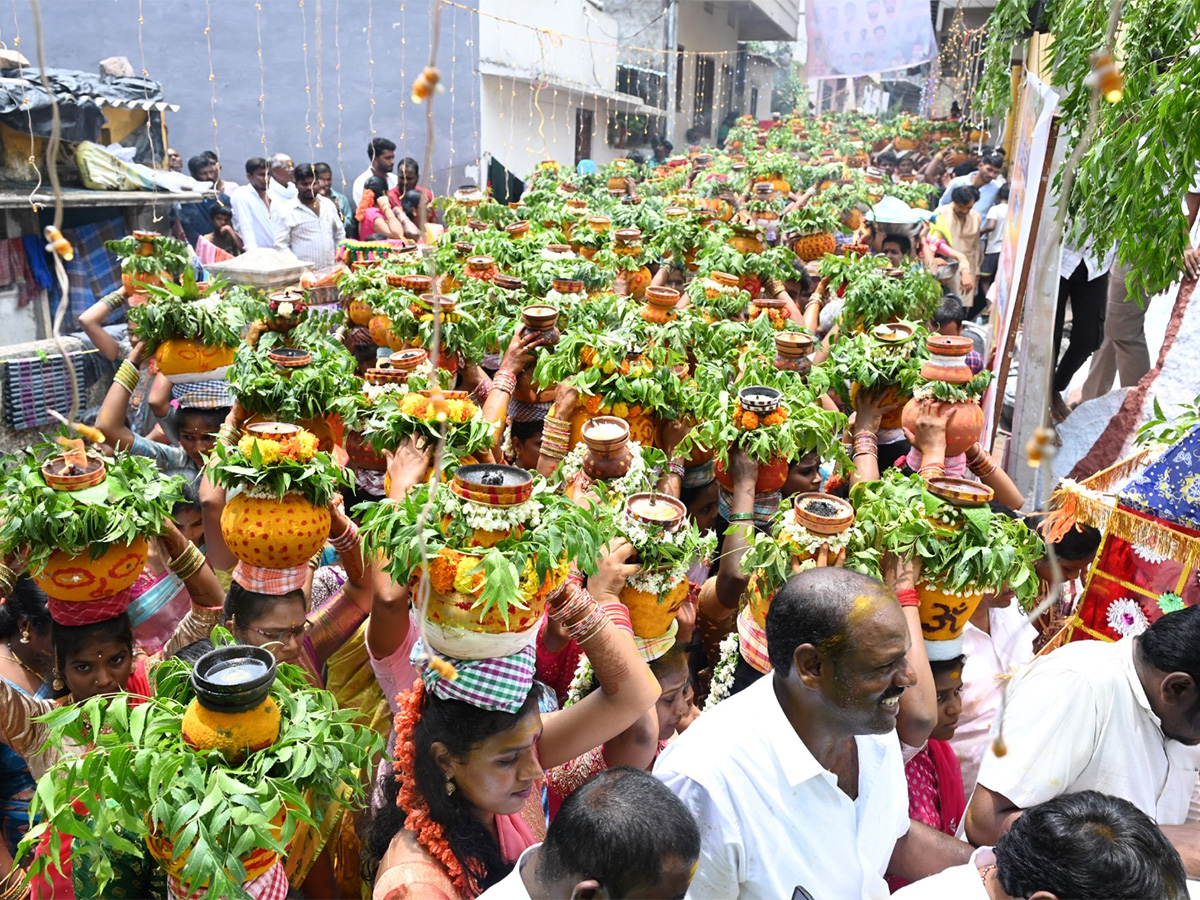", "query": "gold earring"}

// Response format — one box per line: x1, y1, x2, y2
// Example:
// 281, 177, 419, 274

19, 626, 29, 644
445, 773, 456, 796
52, 668, 64, 691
